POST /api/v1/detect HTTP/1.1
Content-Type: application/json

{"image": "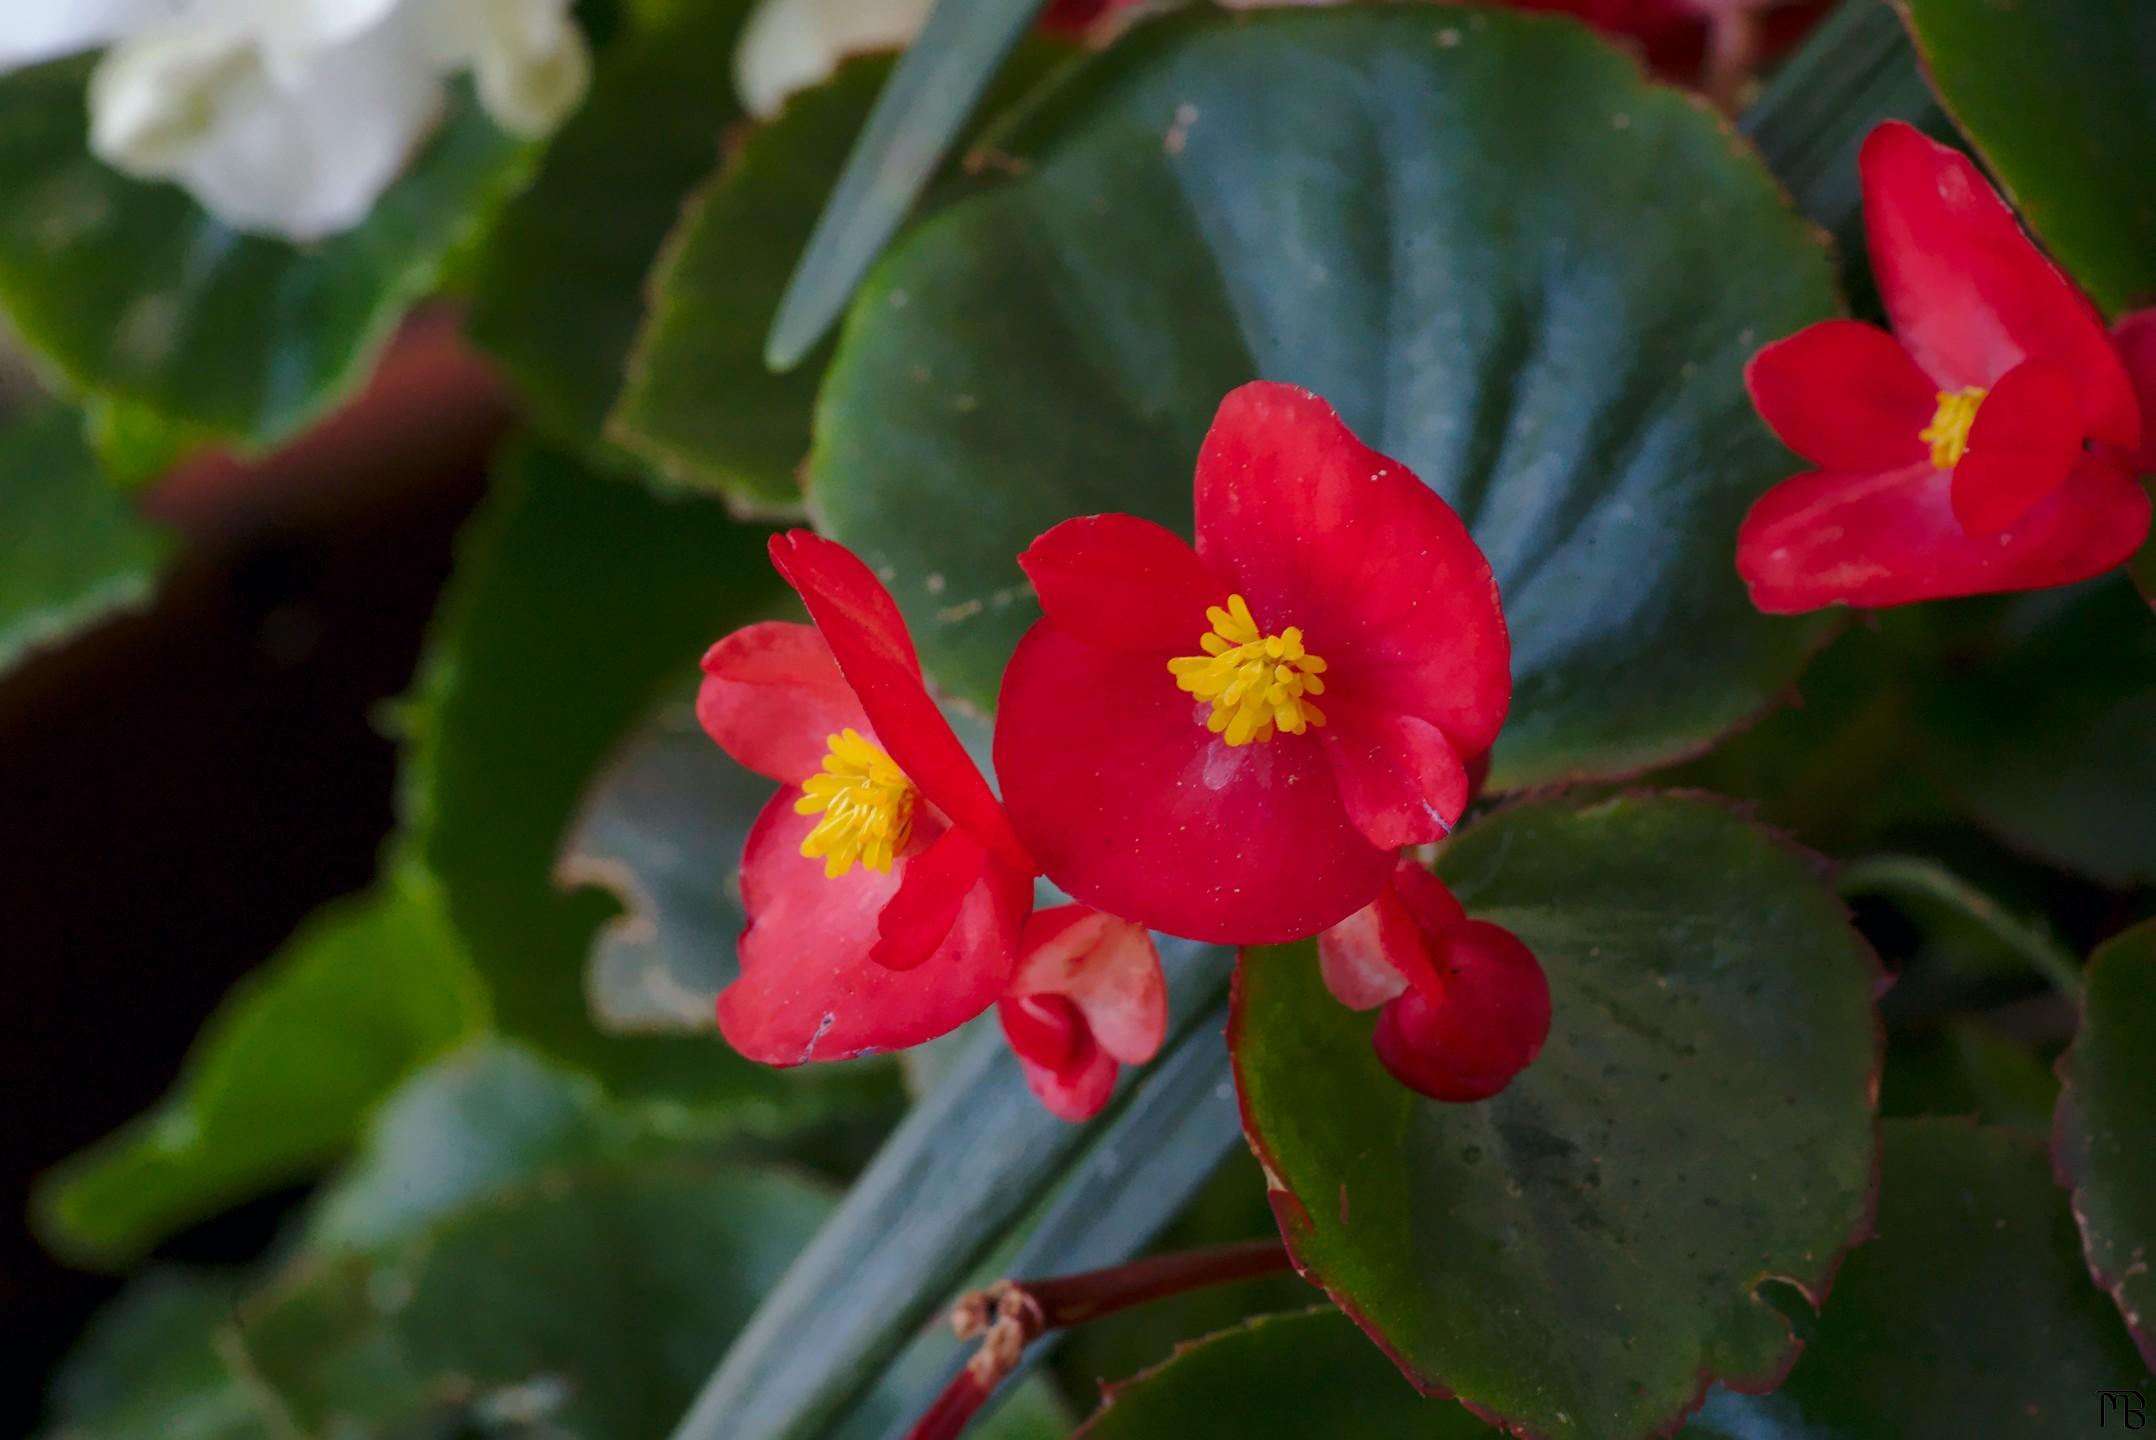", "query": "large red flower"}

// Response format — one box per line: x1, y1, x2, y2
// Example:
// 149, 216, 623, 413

1318, 858, 1551, 1102
699, 532, 1037, 1064
1738, 122, 2149, 611
994, 382, 1511, 946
